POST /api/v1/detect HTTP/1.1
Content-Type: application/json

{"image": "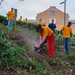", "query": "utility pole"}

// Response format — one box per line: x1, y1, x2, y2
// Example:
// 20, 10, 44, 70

14, 9, 17, 26
60, 0, 67, 25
